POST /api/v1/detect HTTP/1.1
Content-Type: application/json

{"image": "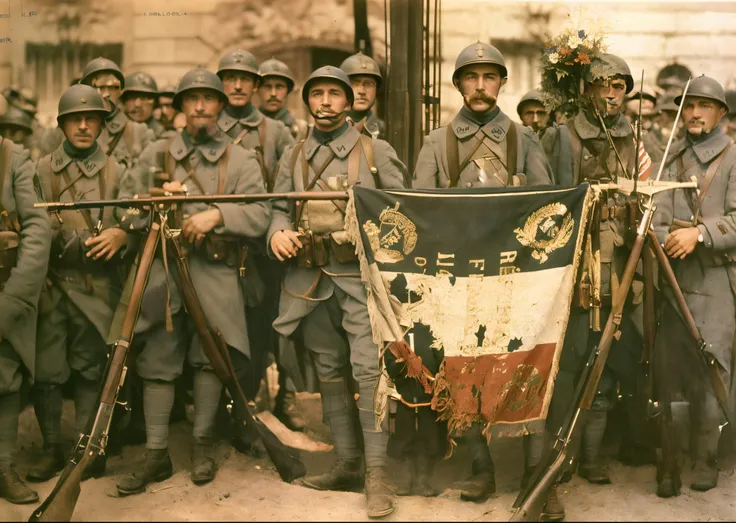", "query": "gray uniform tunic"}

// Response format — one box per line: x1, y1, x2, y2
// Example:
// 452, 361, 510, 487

218, 105, 294, 191
268, 124, 407, 383
0, 140, 50, 393
653, 127, 736, 372
35, 144, 129, 384
413, 108, 553, 189
125, 130, 270, 382
99, 108, 155, 168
